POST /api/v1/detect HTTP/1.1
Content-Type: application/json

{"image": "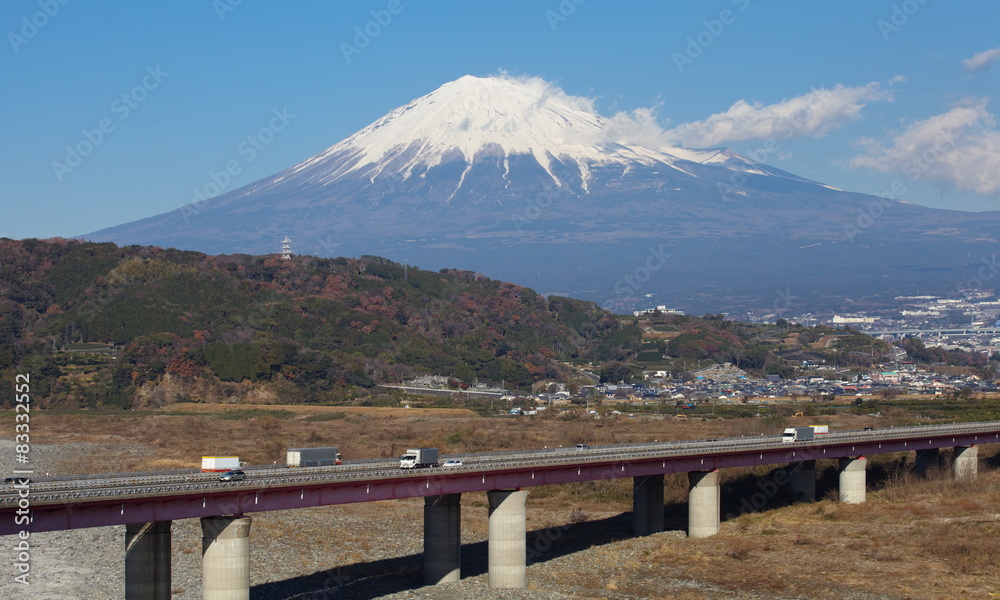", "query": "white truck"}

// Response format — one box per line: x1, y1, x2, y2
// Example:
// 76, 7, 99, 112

286, 447, 342, 467
810, 425, 830, 435
782, 427, 815, 443
400, 448, 439, 469
201, 456, 241, 472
